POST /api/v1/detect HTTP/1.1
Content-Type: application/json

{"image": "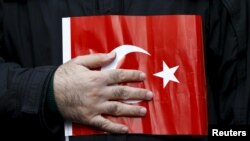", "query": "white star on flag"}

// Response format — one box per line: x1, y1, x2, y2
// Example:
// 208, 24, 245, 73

153, 61, 179, 88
